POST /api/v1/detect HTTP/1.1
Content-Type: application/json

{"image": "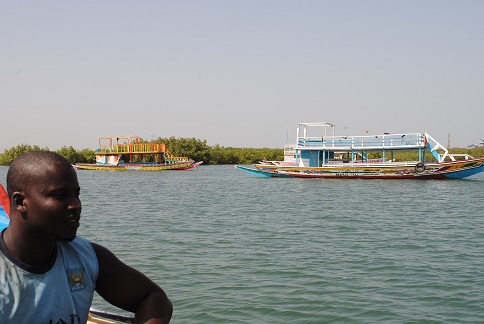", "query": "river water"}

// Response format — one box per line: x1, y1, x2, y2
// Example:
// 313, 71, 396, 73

1, 165, 483, 323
